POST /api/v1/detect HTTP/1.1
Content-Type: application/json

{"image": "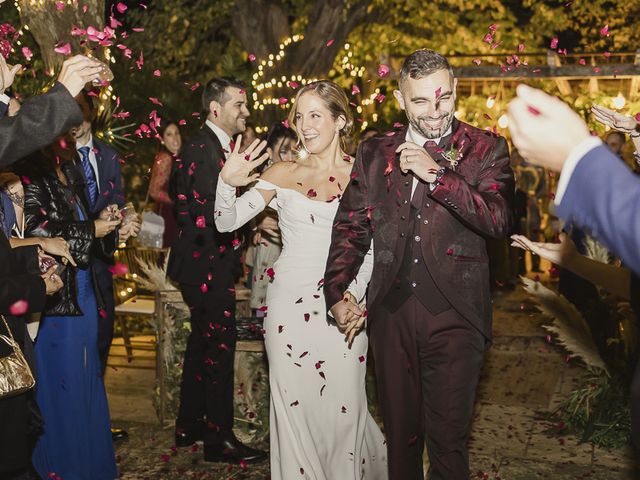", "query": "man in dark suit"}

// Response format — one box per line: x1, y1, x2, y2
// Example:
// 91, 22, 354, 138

168, 77, 265, 463
70, 91, 139, 374
324, 49, 514, 480
508, 85, 640, 275
0, 53, 101, 479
